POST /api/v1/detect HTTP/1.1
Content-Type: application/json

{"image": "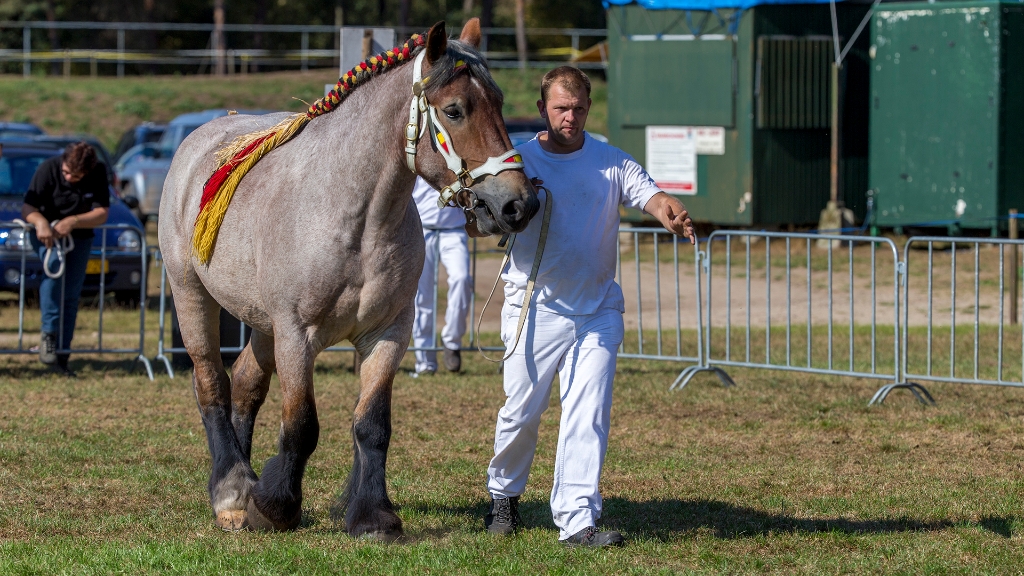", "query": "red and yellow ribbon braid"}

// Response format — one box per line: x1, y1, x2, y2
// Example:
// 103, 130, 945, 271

191, 33, 428, 264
